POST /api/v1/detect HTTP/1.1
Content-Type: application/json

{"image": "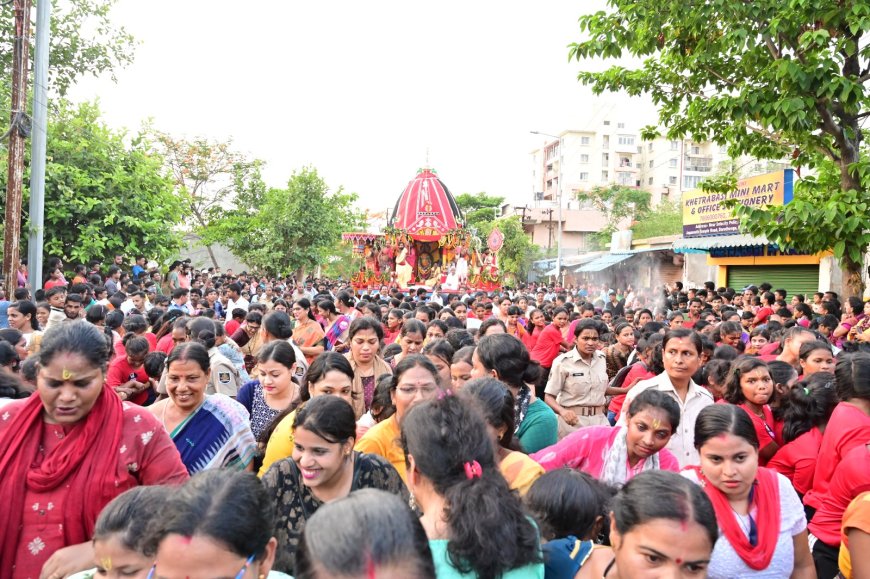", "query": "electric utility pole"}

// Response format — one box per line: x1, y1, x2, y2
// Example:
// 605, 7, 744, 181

4, 0, 32, 297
